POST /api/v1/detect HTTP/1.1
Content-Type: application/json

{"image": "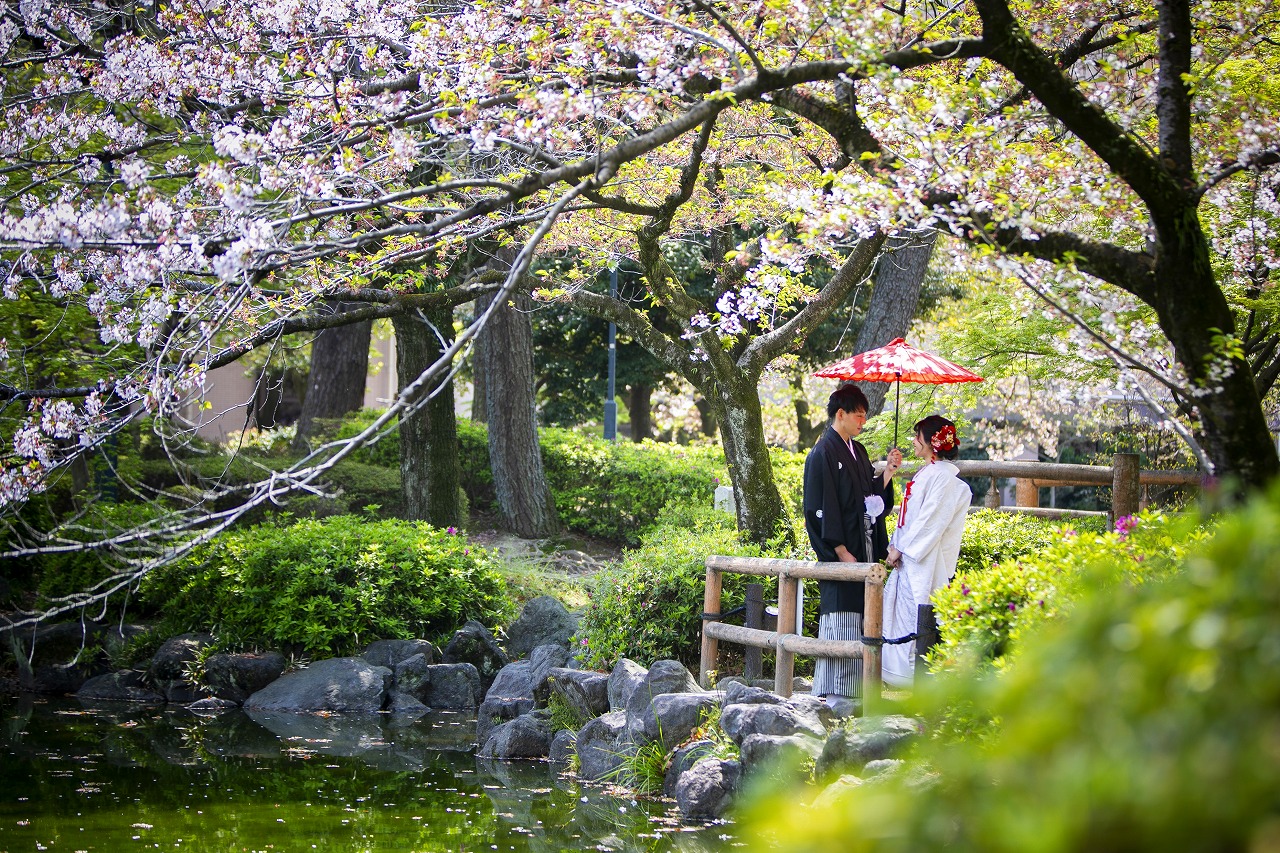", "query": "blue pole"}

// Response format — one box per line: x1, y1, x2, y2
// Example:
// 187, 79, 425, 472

604, 266, 618, 441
